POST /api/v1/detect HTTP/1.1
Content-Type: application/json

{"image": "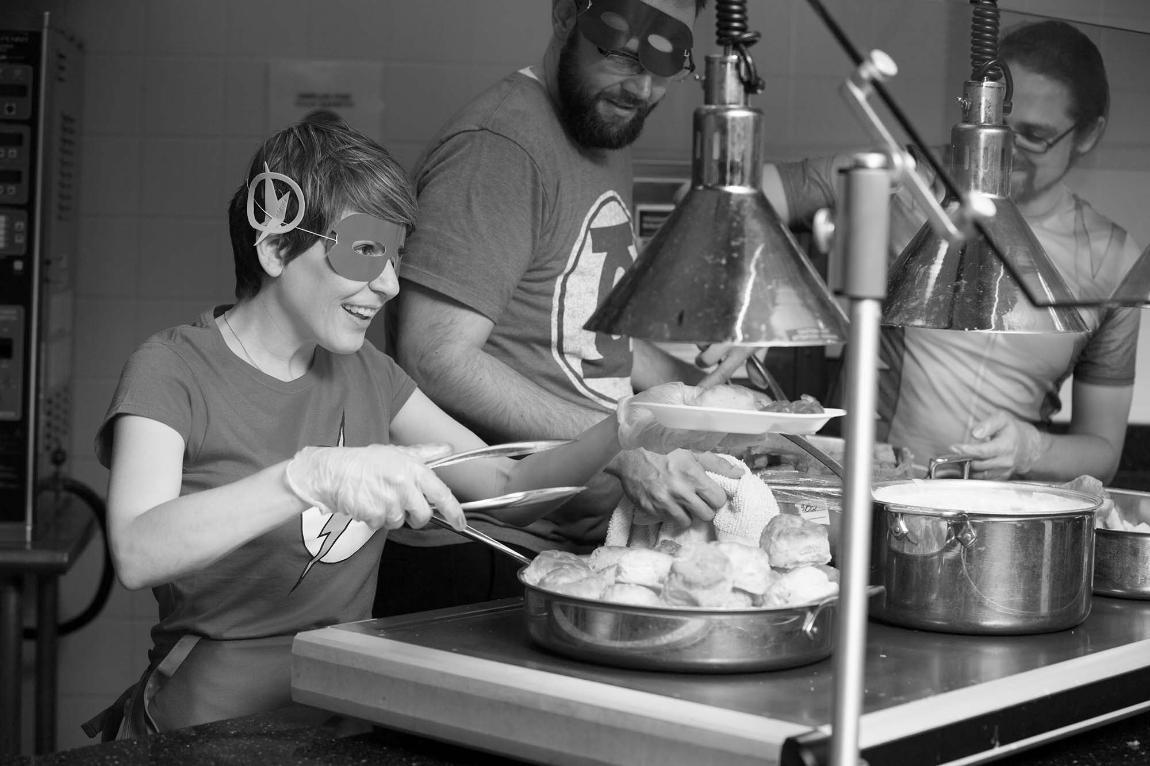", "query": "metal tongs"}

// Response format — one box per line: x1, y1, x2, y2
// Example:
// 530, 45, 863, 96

424, 440, 584, 566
